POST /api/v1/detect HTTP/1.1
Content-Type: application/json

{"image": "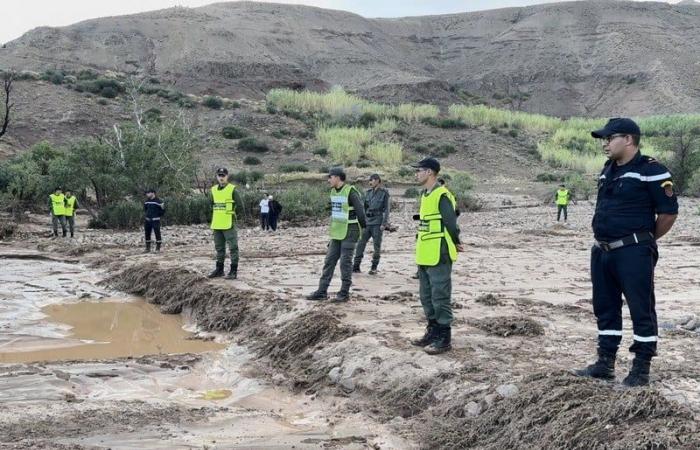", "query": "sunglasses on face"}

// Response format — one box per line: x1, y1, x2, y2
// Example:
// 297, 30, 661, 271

604, 134, 628, 143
